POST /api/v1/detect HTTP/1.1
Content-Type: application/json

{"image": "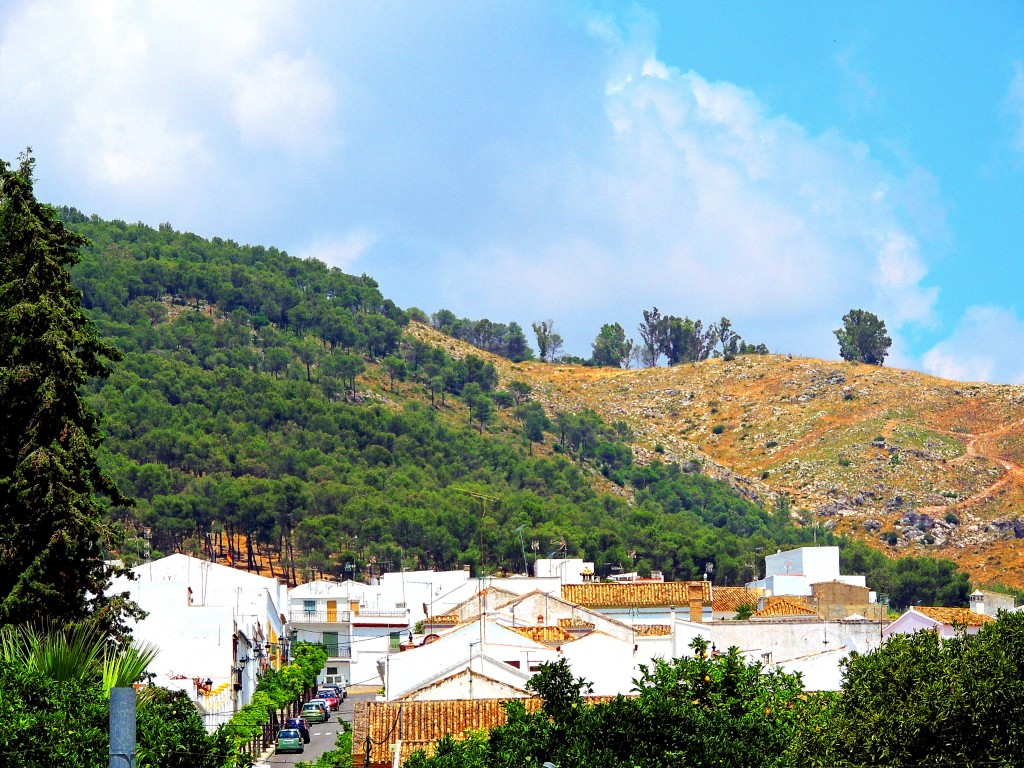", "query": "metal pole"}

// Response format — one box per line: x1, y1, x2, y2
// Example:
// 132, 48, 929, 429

109, 687, 136, 768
